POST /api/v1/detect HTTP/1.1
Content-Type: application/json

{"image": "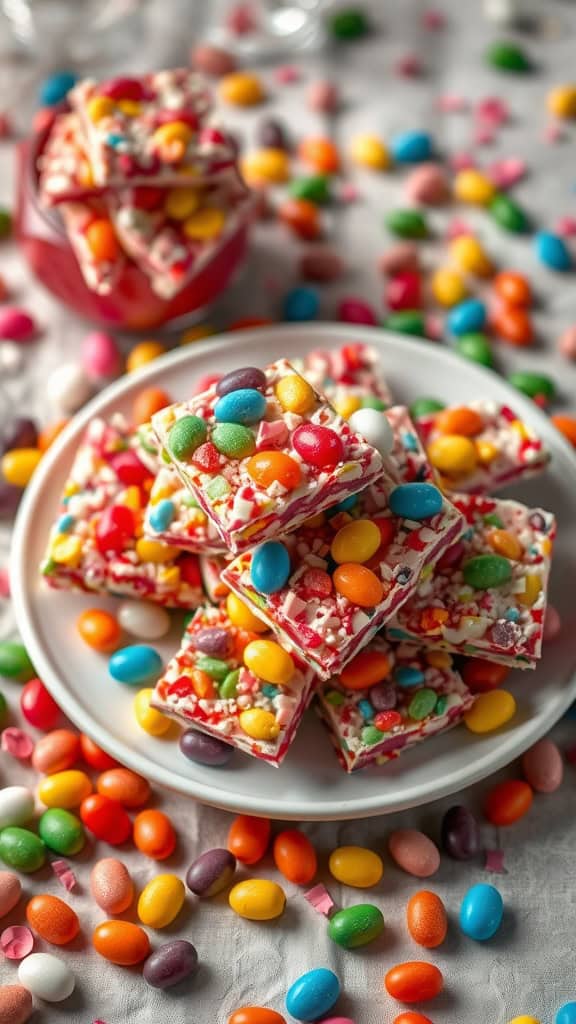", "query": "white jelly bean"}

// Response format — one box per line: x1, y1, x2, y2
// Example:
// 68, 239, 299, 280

0, 786, 35, 830
348, 408, 394, 456
118, 601, 171, 640
46, 363, 93, 414
18, 953, 75, 1002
